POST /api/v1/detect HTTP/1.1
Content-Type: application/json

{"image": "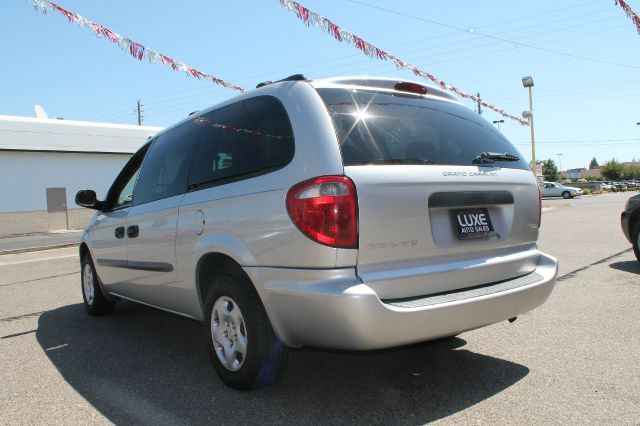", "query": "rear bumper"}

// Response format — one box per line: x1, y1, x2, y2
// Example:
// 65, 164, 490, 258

244, 252, 558, 350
